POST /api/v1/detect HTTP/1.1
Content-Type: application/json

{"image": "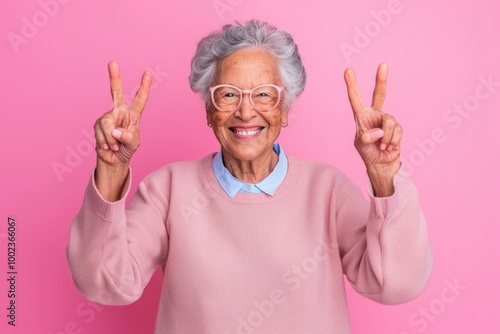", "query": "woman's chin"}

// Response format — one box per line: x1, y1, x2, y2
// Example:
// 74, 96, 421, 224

223, 145, 273, 163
